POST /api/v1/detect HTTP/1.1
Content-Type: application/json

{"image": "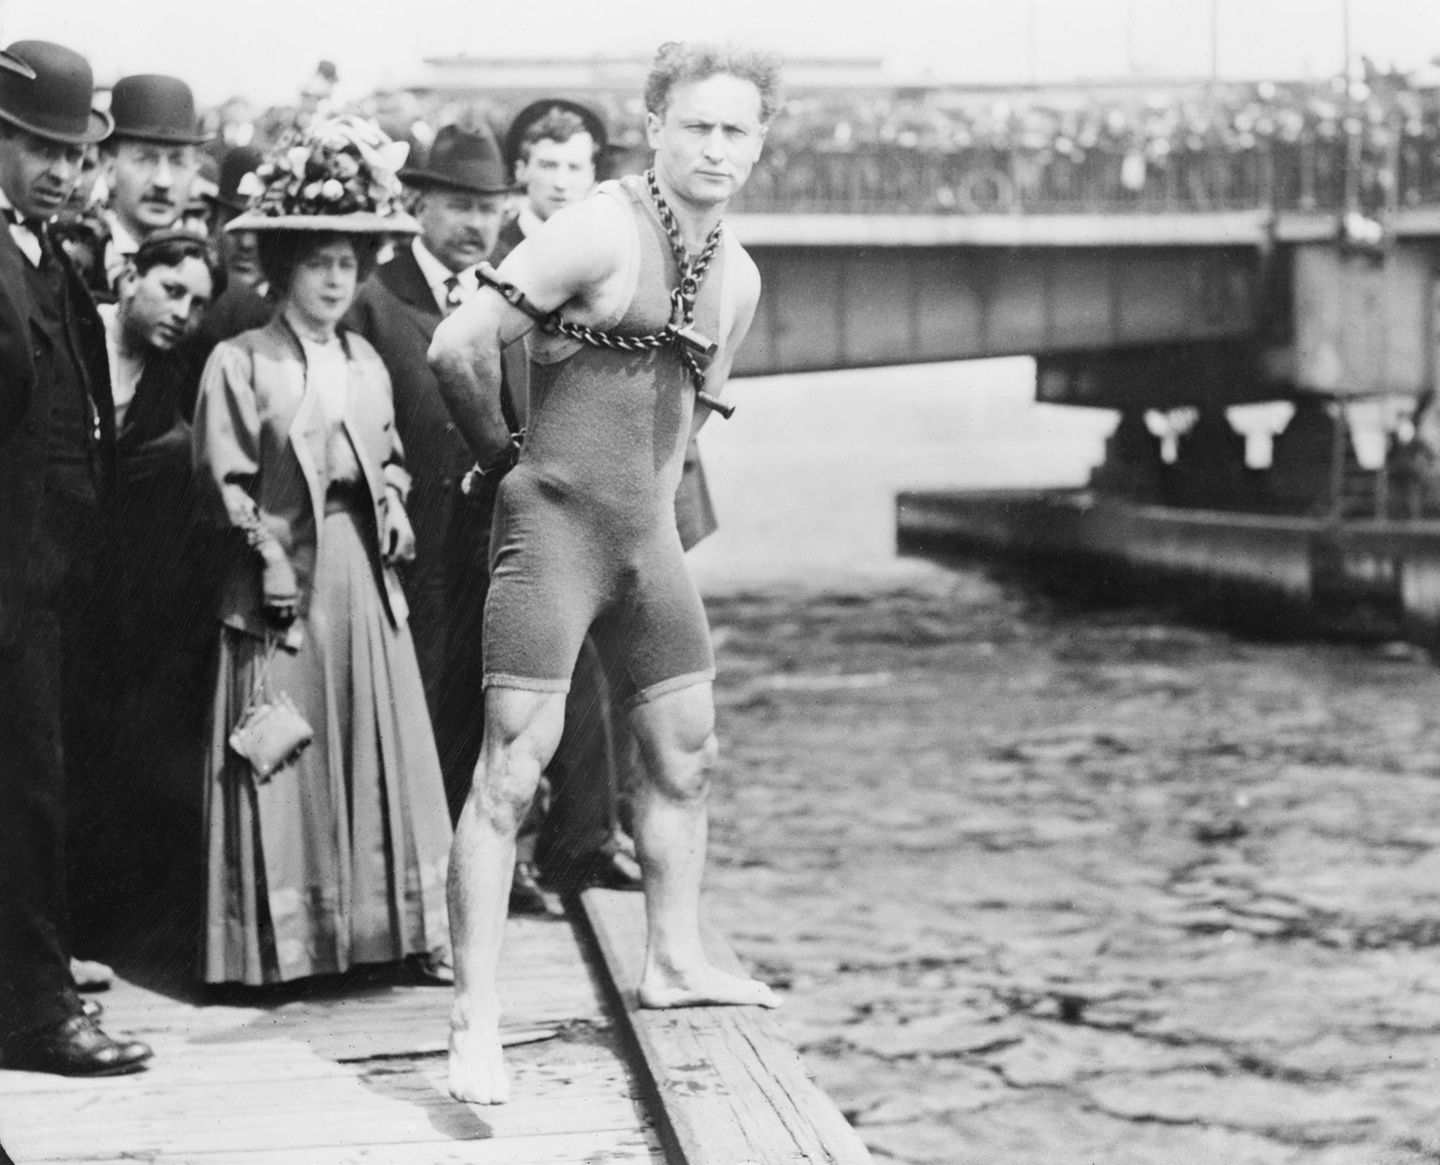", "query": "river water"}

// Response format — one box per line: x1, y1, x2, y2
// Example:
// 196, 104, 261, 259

688, 357, 1116, 591
687, 362, 1440, 1164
